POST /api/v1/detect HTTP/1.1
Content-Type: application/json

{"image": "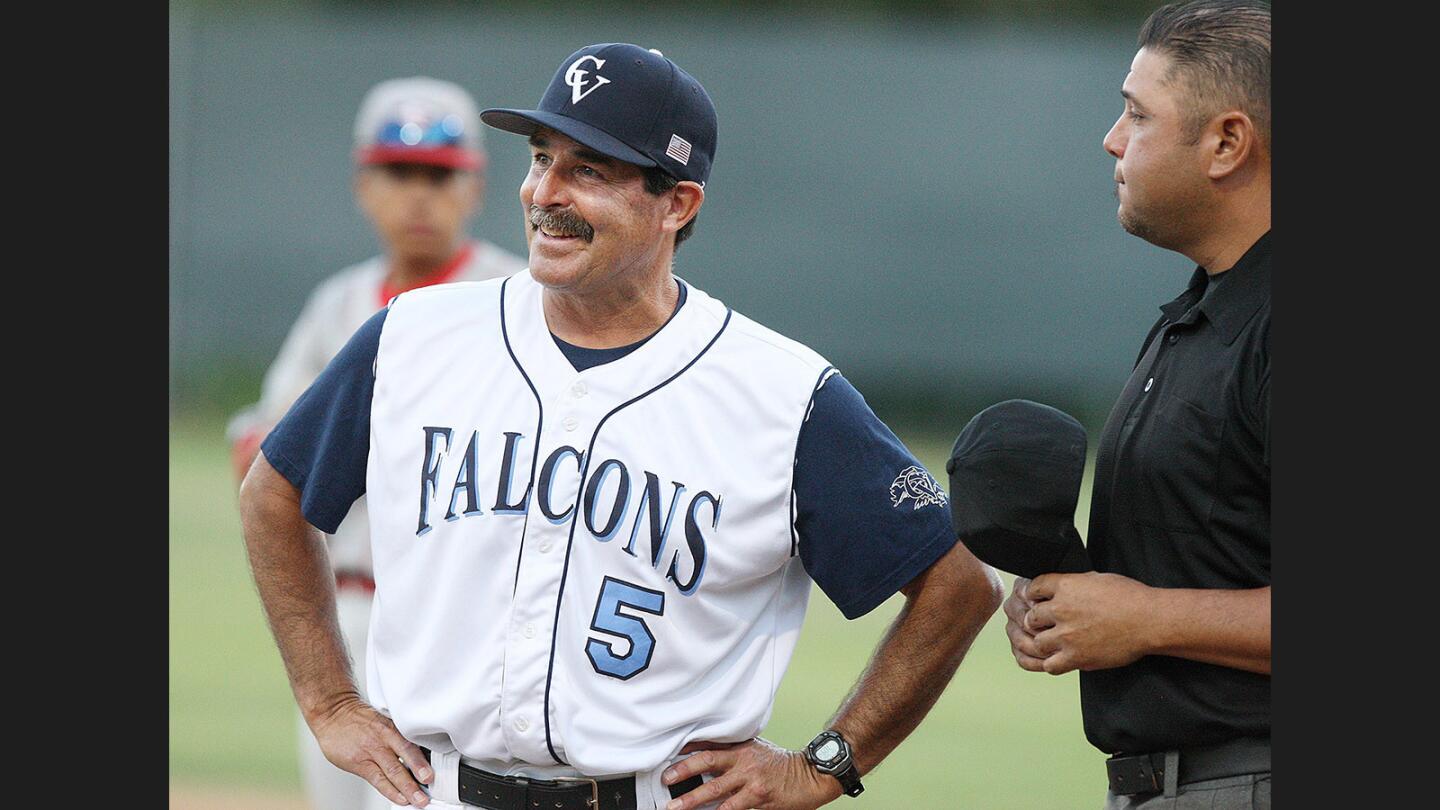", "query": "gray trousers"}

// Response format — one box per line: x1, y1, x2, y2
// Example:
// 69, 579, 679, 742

1105, 772, 1271, 810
